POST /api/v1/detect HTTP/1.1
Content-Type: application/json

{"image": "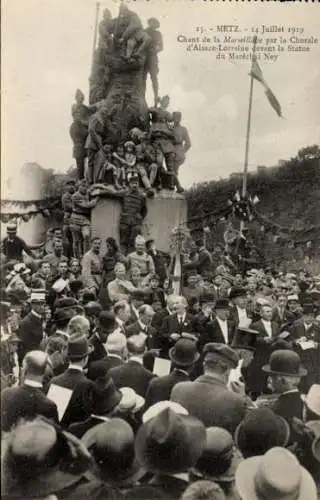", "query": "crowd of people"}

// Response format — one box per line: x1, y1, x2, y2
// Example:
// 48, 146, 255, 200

1, 219, 320, 499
